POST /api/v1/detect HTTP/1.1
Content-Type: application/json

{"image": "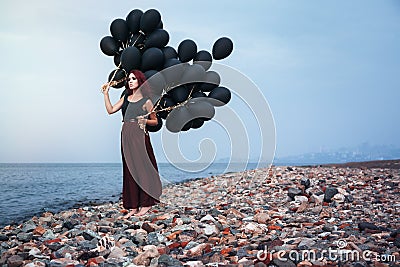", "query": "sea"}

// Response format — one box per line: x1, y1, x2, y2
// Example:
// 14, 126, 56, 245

0, 162, 264, 227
